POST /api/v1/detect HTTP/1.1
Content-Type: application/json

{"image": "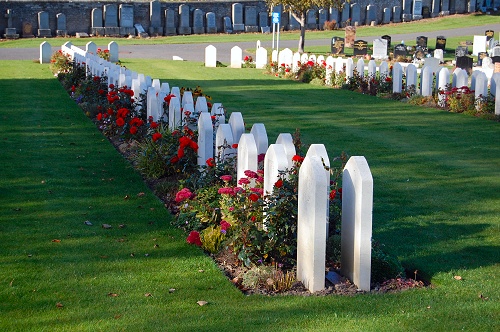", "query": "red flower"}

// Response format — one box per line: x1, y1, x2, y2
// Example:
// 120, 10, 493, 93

152, 132, 162, 142
218, 187, 235, 196
129, 126, 138, 135
232, 143, 238, 149
109, 84, 115, 89
206, 158, 215, 167
207, 102, 212, 108
186, 231, 202, 246
251, 216, 256, 222
175, 187, 193, 203
150, 121, 159, 129
329, 189, 337, 200
292, 155, 304, 163
244, 170, 258, 179
170, 155, 179, 164
220, 220, 231, 232
220, 175, 232, 182
238, 178, 250, 185
71, 85, 75, 92
116, 118, 125, 127
275, 179, 283, 188
257, 153, 266, 163
96, 113, 103, 121
249, 193, 259, 202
